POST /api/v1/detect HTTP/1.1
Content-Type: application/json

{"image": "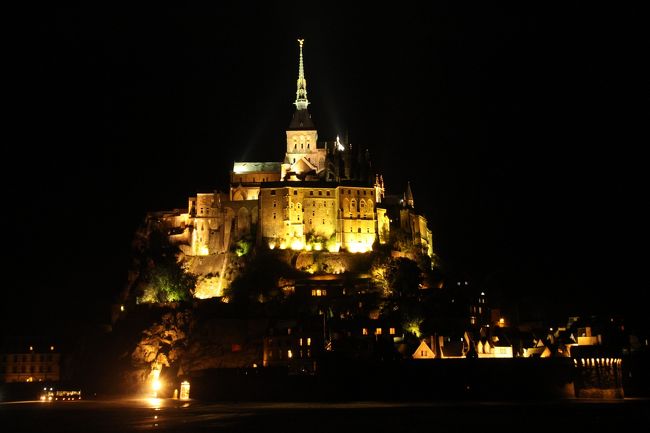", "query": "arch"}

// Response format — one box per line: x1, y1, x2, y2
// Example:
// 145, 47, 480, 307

233, 189, 247, 201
